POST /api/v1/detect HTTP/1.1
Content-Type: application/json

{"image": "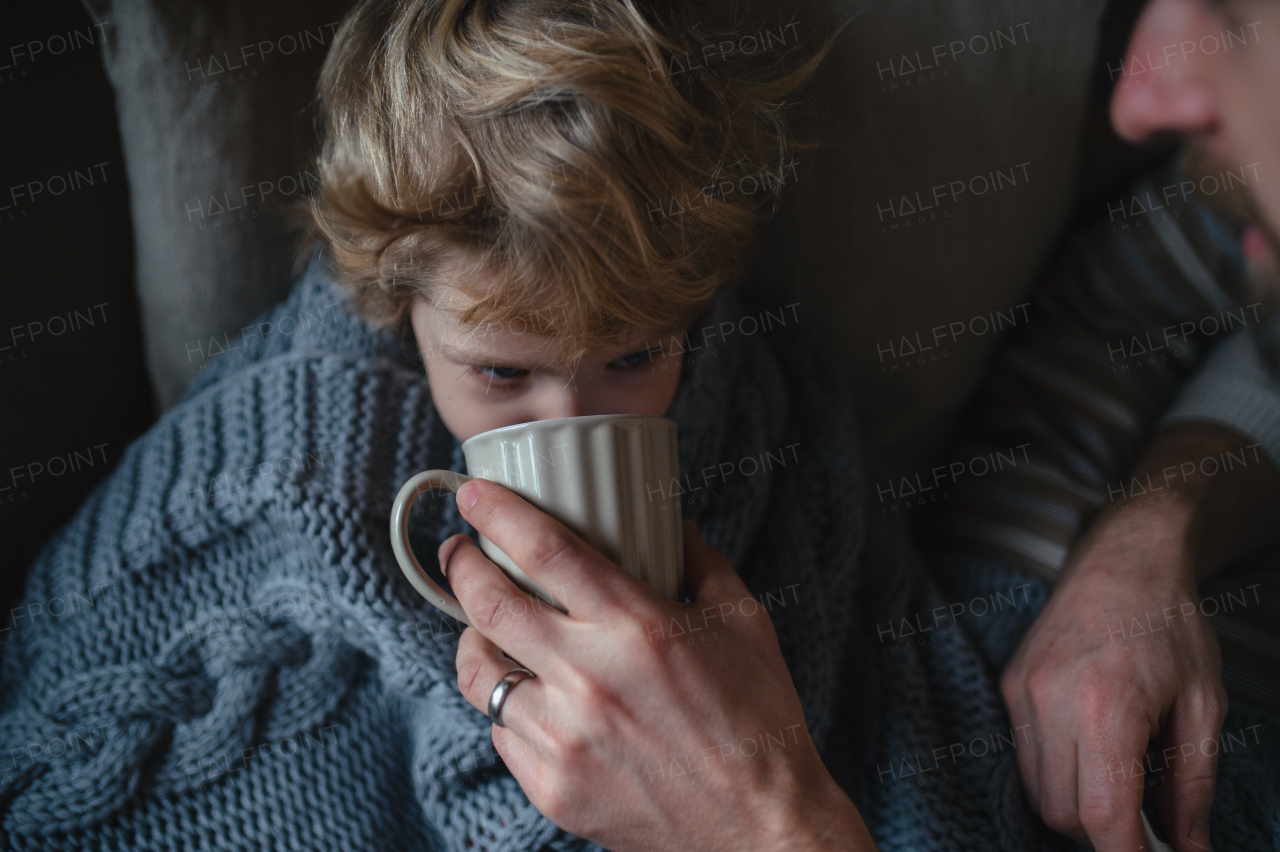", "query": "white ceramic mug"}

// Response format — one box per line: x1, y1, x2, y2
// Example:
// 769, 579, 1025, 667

390, 414, 684, 625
